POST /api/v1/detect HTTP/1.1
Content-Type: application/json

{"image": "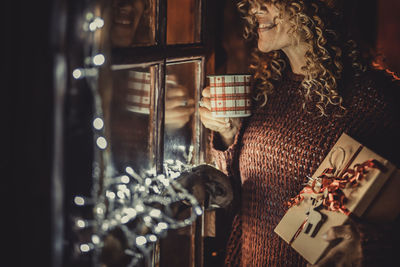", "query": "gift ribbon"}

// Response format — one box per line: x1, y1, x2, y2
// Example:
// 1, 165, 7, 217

286, 144, 385, 245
